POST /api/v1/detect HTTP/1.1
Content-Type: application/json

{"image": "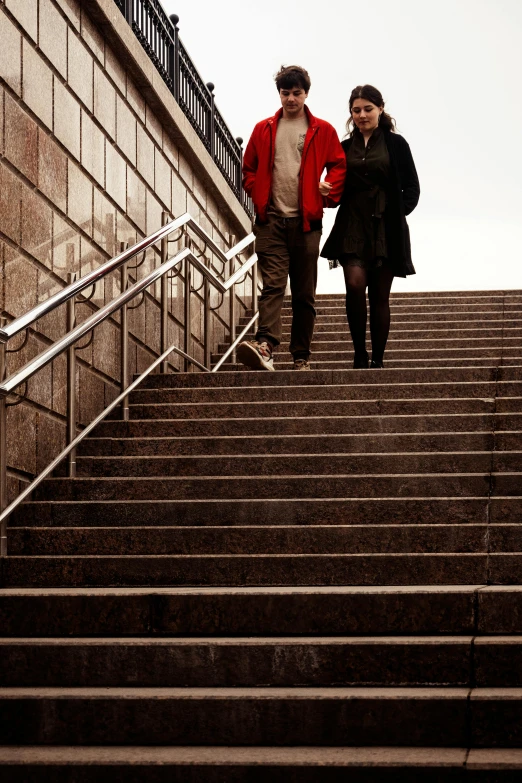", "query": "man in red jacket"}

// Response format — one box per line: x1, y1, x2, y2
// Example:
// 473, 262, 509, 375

237, 65, 346, 371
